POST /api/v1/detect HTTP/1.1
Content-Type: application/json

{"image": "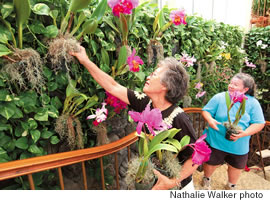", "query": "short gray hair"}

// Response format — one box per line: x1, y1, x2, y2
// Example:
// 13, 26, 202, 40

233, 73, 256, 96
159, 57, 189, 104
